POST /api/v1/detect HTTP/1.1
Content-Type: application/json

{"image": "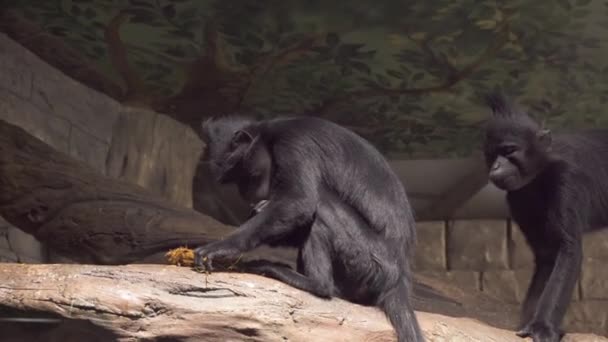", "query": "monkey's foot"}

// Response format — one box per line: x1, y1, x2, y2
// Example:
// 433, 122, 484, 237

516, 321, 562, 342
